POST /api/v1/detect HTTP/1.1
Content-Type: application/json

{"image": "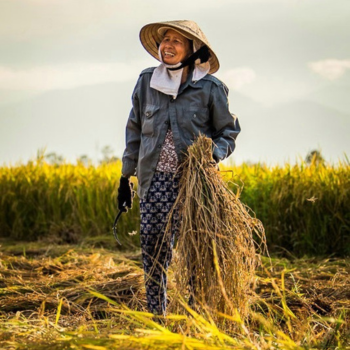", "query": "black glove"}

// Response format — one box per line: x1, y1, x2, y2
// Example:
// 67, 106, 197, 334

117, 176, 135, 212
212, 153, 220, 164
